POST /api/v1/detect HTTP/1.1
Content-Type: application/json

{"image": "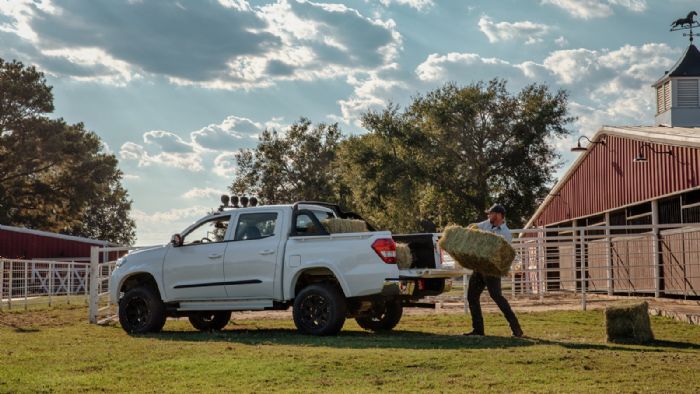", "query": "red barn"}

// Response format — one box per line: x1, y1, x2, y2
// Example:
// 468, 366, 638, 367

524, 43, 700, 297
0, 224, 114, 262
